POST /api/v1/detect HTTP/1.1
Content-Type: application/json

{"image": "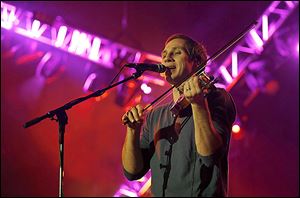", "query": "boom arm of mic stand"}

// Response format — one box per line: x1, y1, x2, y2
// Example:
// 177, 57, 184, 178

23, 70, 143, 129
